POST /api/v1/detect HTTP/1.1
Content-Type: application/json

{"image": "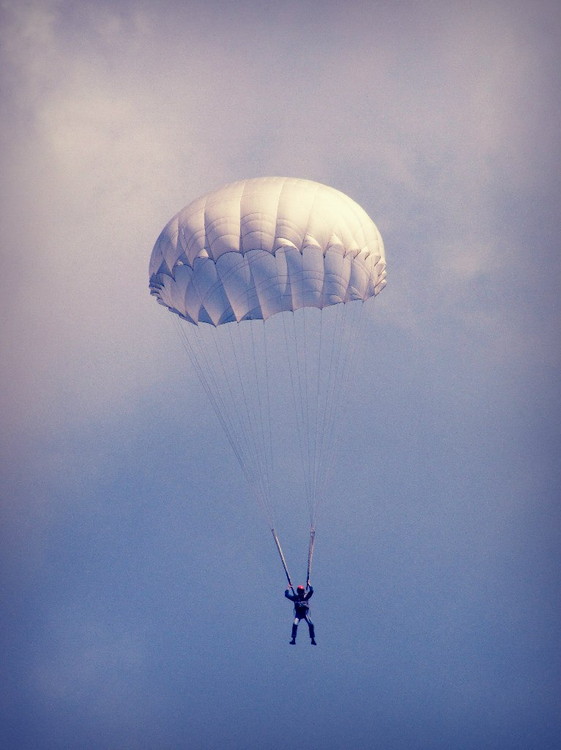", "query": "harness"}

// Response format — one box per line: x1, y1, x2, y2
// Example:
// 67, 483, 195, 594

294, 599, 310, 617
